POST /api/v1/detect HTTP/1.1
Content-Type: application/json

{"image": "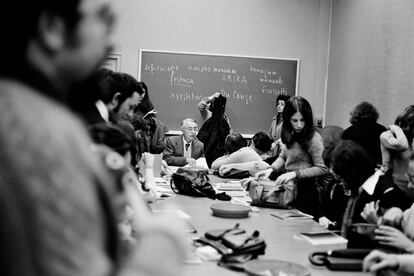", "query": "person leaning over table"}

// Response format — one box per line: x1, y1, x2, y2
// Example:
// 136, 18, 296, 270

362, 152, 414, 255
212, 132, 272, 176
325, 140, 411, 249
255, 96, 329, 219
163, 118, 204, 166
